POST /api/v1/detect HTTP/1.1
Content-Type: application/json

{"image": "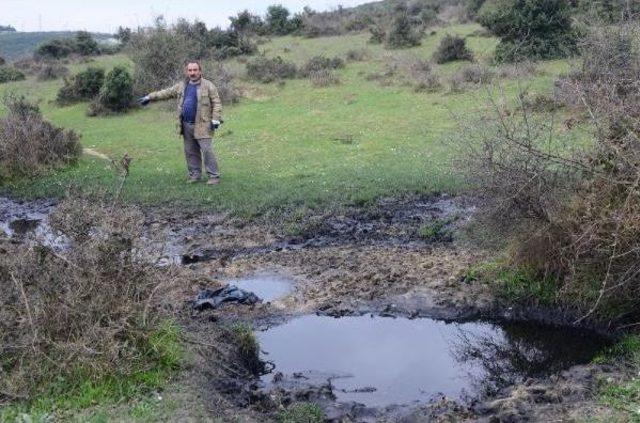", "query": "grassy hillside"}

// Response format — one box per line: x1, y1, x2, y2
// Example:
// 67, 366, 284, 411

0, 23, 576, 216
0, 31, 112, 60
